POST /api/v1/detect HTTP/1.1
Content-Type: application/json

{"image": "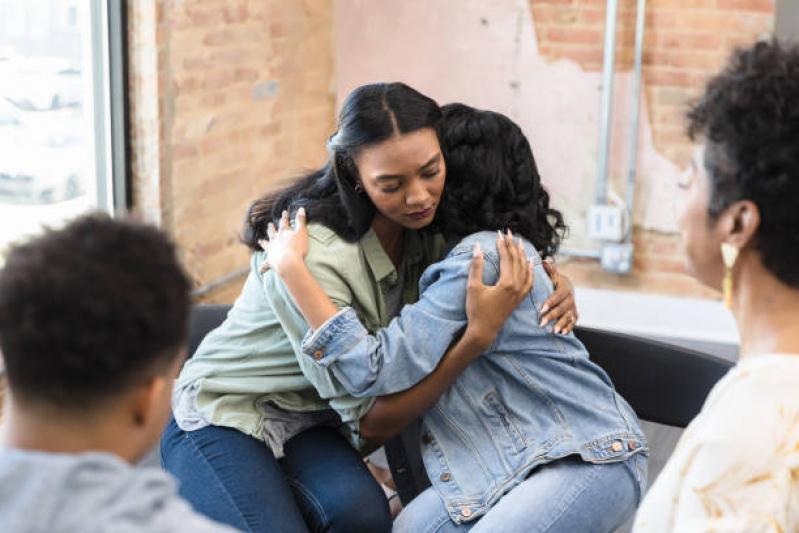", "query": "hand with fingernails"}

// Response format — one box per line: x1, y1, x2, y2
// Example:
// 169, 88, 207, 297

259, 207, 308, 276
464, 229, 536, 350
